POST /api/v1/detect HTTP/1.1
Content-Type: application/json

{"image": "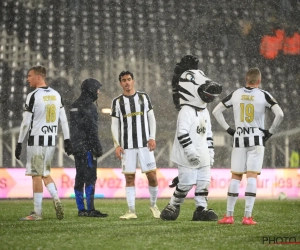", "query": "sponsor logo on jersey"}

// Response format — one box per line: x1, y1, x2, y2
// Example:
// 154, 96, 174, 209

123, 111, 143, 117
196, 126, 206, 134
236, 127, 256, 135
41, 125, 58, 134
